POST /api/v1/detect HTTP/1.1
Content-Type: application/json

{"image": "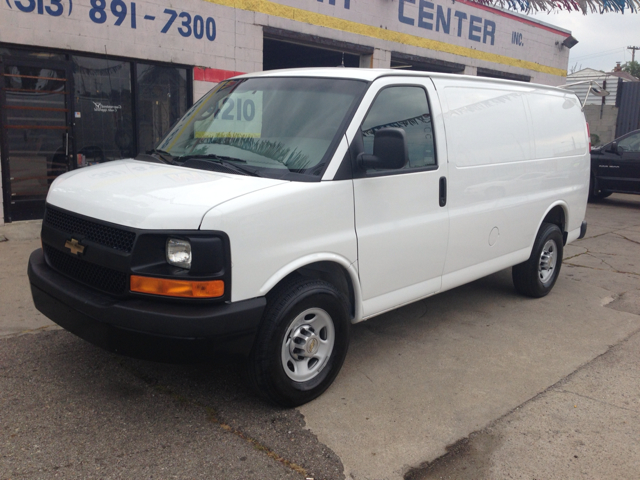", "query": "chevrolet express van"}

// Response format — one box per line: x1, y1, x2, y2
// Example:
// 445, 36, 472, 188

28, 68, 589, 407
